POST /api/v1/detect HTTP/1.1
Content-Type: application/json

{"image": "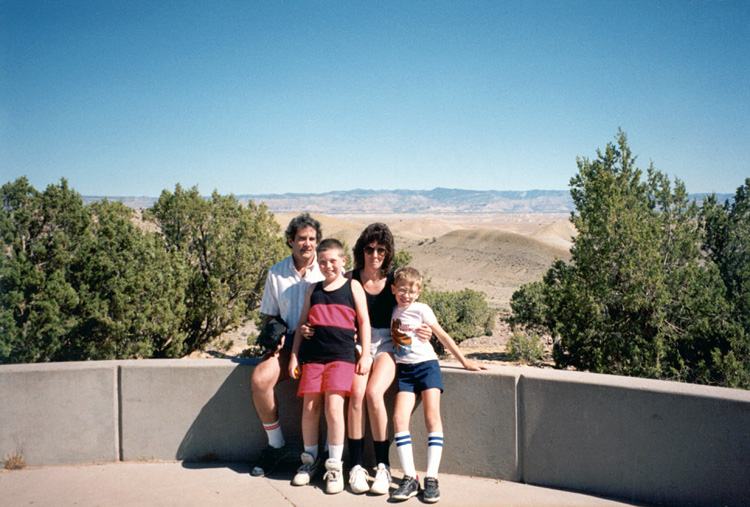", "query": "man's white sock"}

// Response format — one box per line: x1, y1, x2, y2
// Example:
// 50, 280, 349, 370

263, 420, 285, 449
